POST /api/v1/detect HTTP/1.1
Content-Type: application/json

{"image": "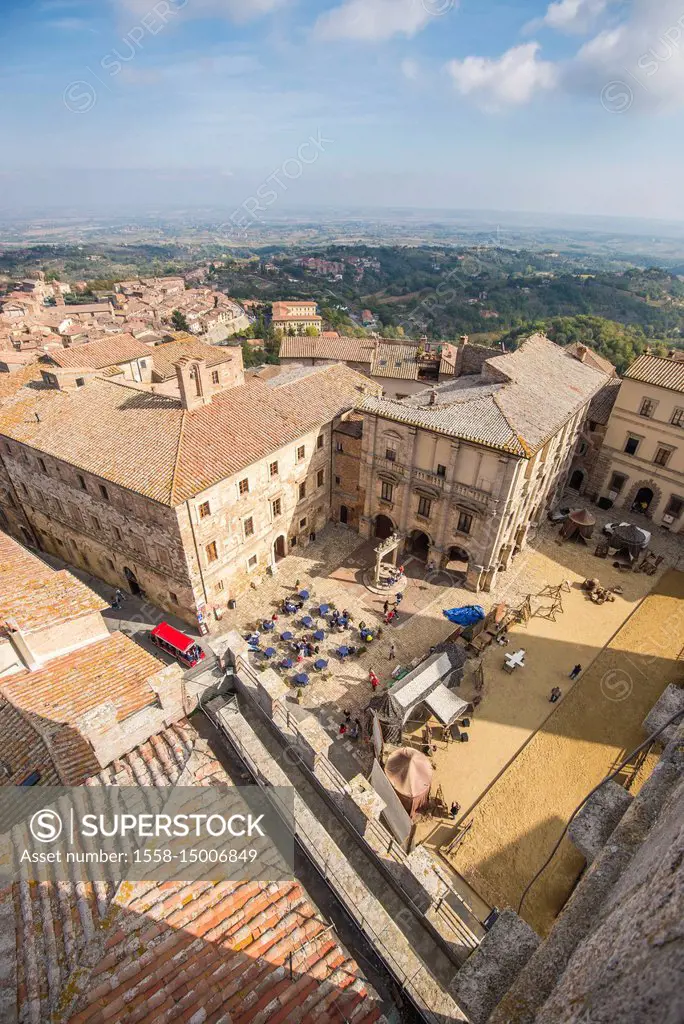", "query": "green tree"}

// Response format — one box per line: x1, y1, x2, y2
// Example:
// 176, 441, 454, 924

171, 310, 190, 332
